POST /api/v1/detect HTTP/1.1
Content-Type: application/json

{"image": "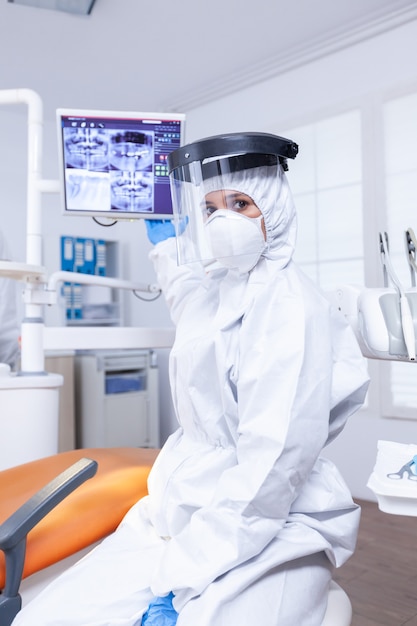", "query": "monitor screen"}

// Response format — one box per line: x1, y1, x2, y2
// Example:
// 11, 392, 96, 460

57, 108, 185, 220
